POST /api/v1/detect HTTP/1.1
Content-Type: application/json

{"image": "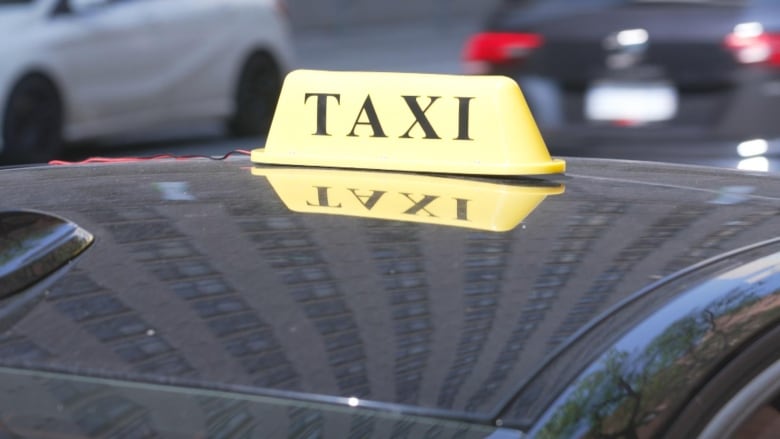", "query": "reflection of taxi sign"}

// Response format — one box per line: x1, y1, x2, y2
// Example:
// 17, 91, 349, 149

252, 168, 564, 232
251, 69, 565, 175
